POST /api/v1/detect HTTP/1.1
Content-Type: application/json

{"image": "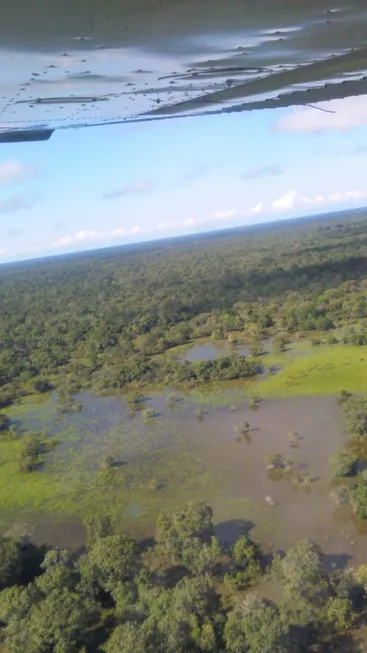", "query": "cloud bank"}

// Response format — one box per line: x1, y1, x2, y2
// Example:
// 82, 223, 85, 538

272, 188, 367, 211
